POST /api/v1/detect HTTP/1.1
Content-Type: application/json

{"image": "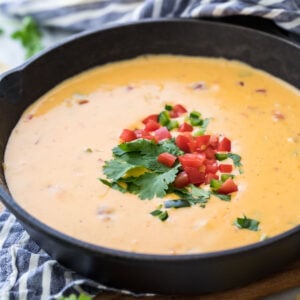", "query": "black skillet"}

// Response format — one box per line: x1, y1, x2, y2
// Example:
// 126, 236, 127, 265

0, 19, 299, 295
